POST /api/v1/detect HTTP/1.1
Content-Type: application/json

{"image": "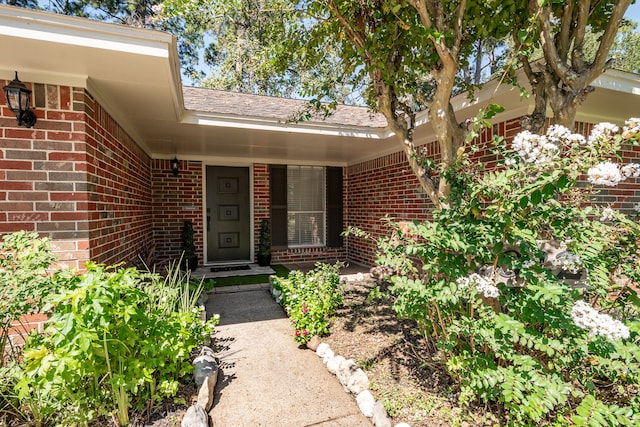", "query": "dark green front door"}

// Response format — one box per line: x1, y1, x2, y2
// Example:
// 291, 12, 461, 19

206, 166, 250, 262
